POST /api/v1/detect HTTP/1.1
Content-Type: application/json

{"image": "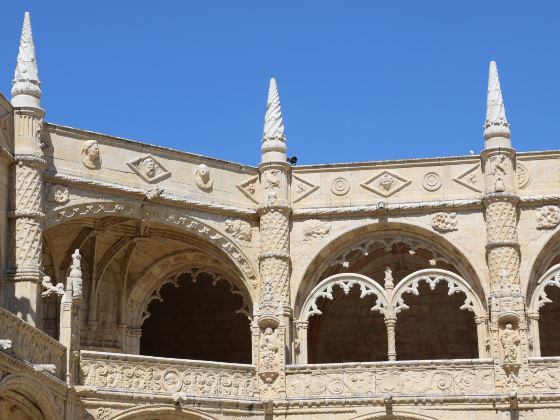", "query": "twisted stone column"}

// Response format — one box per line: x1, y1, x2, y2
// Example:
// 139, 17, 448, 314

385, 316, 397, 361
